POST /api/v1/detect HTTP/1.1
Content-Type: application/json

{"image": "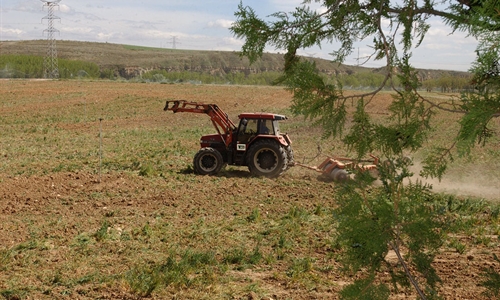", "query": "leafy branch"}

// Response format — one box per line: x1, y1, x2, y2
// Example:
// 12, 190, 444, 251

231, 1, 499, 298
